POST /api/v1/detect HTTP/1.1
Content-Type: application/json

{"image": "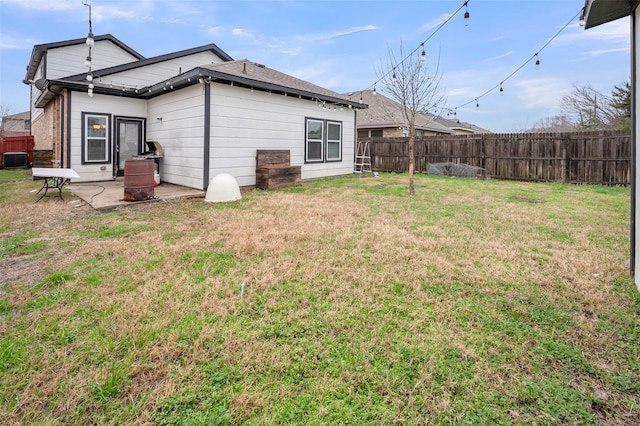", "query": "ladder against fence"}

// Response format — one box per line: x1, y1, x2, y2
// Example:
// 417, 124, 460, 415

354, 140, 372, 174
